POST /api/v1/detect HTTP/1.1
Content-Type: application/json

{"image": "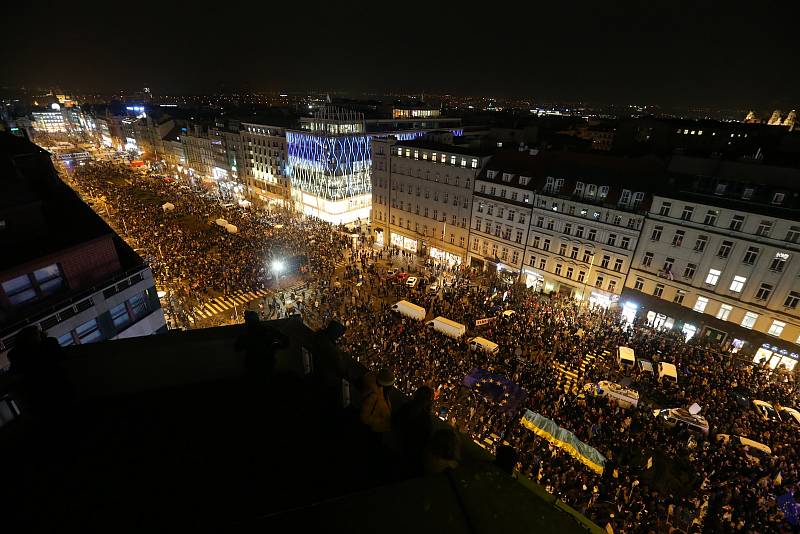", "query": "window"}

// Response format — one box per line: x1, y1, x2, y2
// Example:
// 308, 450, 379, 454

539, 259, 546, 270
651, 226, 663, 241
576, 226, 584, 238
703, 210, 718, 226
613, 215, 621, 225
642, 252, 653, 267
716, 304, 733, 321
536, 216, 544, 228
578, 271, 587, 283
110, 302, 131, 328
620, 236, 630, 250
772, 193, 785, 205
57, 332, 75, 347
511, 250, 519, 264
607, 234, 617, 247
784, 291, 800, 309
663, 257, 674, 273
559, 243, 567, 256
613, 258, 623, 272
741, 311, 758, 329
693, 296, 709, 313
547, 219, 554, 230
658, 201, 672, 216
729, 275, 747, 293
768, 320, 786, 337
755, 283, 773, 301
75, 318, 102, 344
694, 236, 707, 252
684, 263, 696, 279
756, 220, 773, 237
542, 239, 550, 251
555, 264, 562, 276
2, 274, 36, 305
743, 246, 760, 265
705, 269, 721, 286
717, 241, 733, 258
715, 183, 728, 195
786, 226, 800, 244
588, 229, 597, 241
533, 236, 540, 249
582, 251, 592, 263
564, 223, 572, 235
601, 255, 610, 268
673, 290, 685, 304
681, 206, 694, 221
515, 230, 523, 244
595, 275, 604, 288
729, 215, 745, 231
633, 277, 644, 290
671, 230, 684, 247
566, 267, 574, 279
653, 284, 664, 297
